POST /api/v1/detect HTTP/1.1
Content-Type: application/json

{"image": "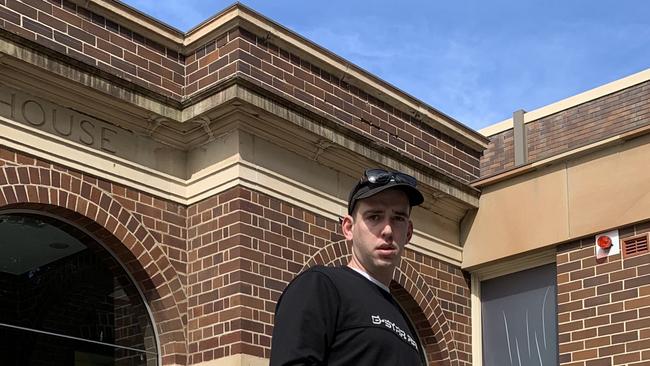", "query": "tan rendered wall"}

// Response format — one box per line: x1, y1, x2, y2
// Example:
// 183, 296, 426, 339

463, 131, 650, 269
